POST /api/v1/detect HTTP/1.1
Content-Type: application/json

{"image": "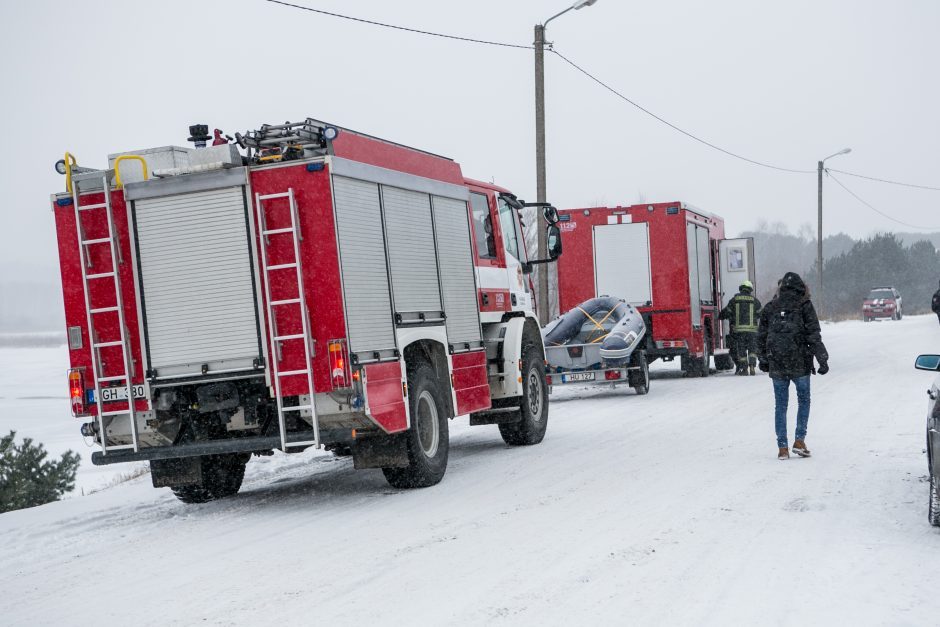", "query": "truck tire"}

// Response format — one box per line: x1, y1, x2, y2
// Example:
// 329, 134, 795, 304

170, 453, 248, 504
714, 353, 735, 371
383, 363, 449, 489
698, 340, 711, 378
498, 343, 549, 446
628, 350, 650, 395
